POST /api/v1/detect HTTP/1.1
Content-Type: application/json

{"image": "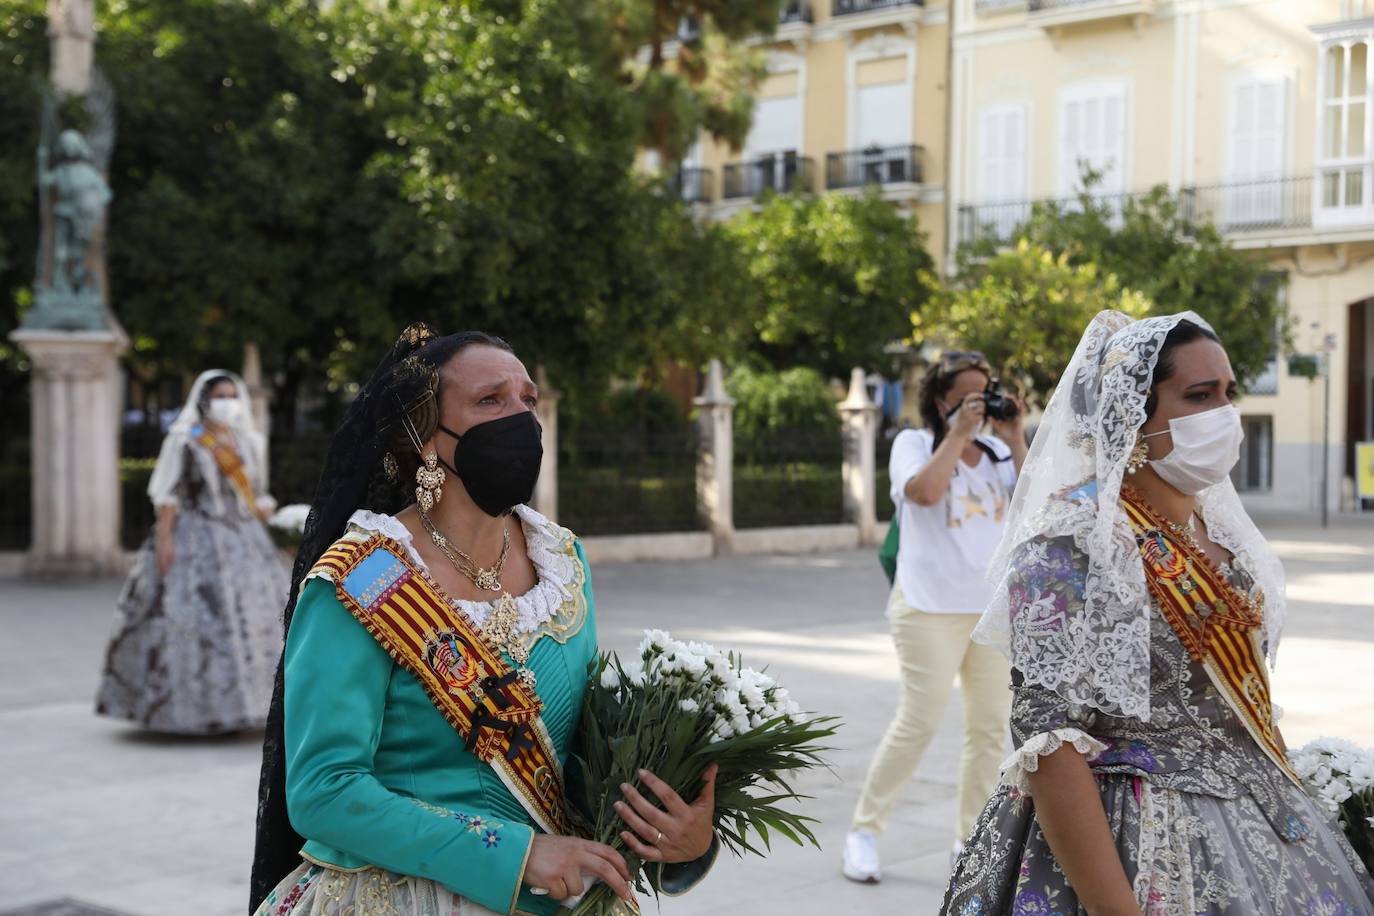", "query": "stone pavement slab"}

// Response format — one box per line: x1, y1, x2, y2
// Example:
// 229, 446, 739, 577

1, 517, 1371, 915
